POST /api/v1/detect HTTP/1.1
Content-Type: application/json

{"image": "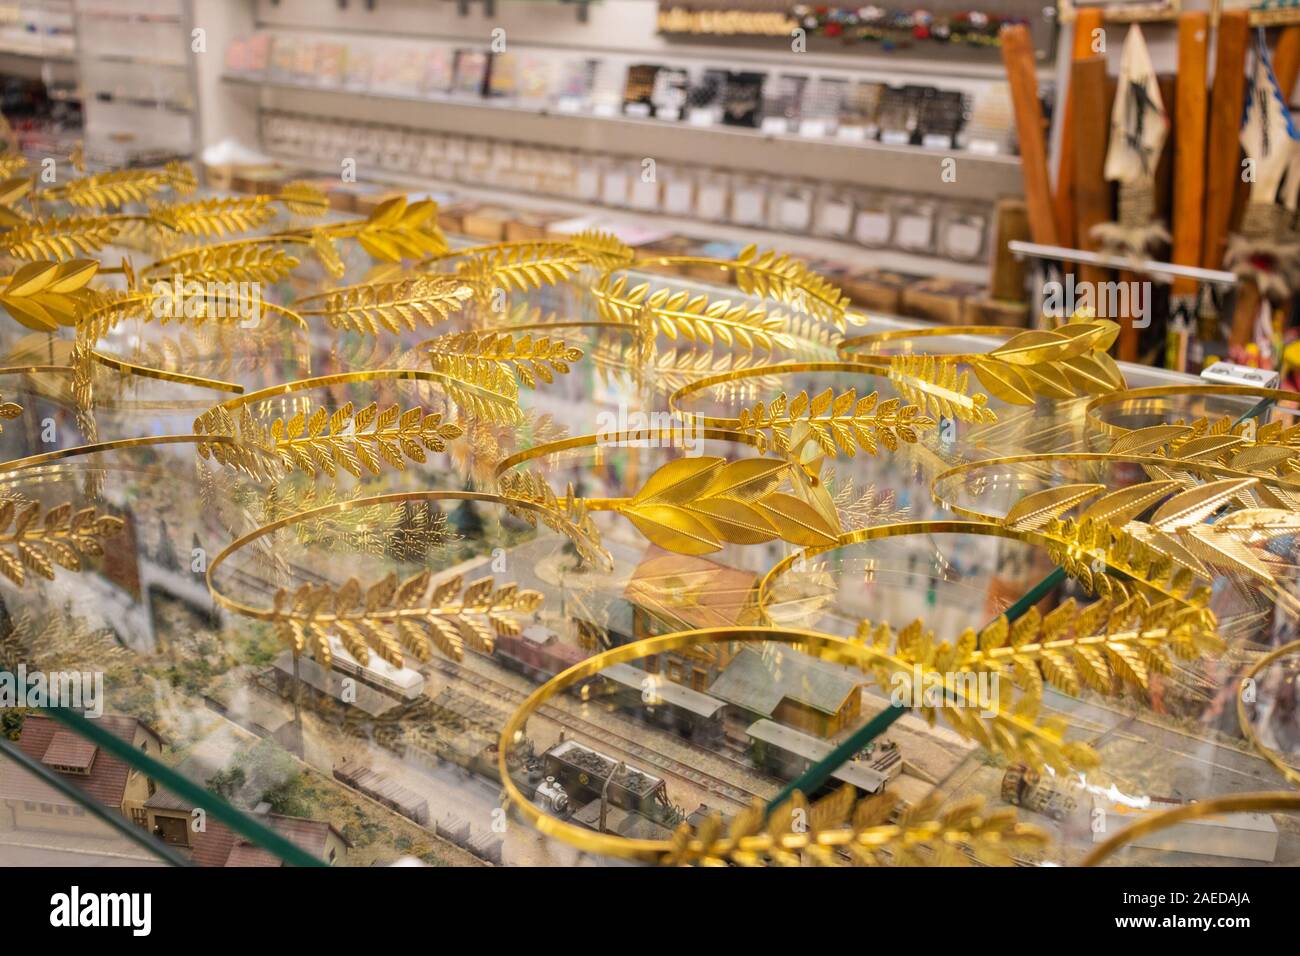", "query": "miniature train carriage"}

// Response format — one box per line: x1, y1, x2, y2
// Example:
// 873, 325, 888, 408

494, 623, 591, 685
745, 719, 902, 799
596, 661, 727, 746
